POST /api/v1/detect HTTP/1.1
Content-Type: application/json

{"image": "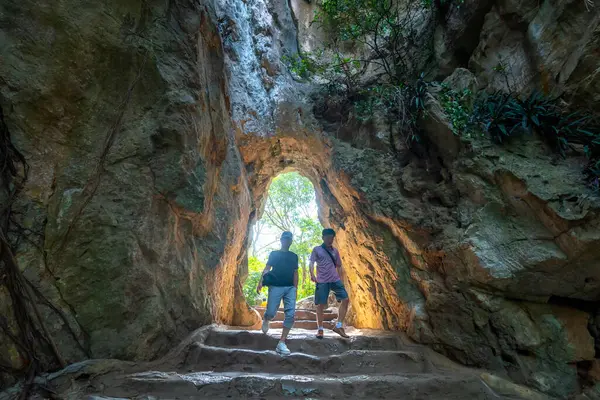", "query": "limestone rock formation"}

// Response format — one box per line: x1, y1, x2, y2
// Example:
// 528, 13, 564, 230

467, 0, 600, 97
1, 0, 599, 398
